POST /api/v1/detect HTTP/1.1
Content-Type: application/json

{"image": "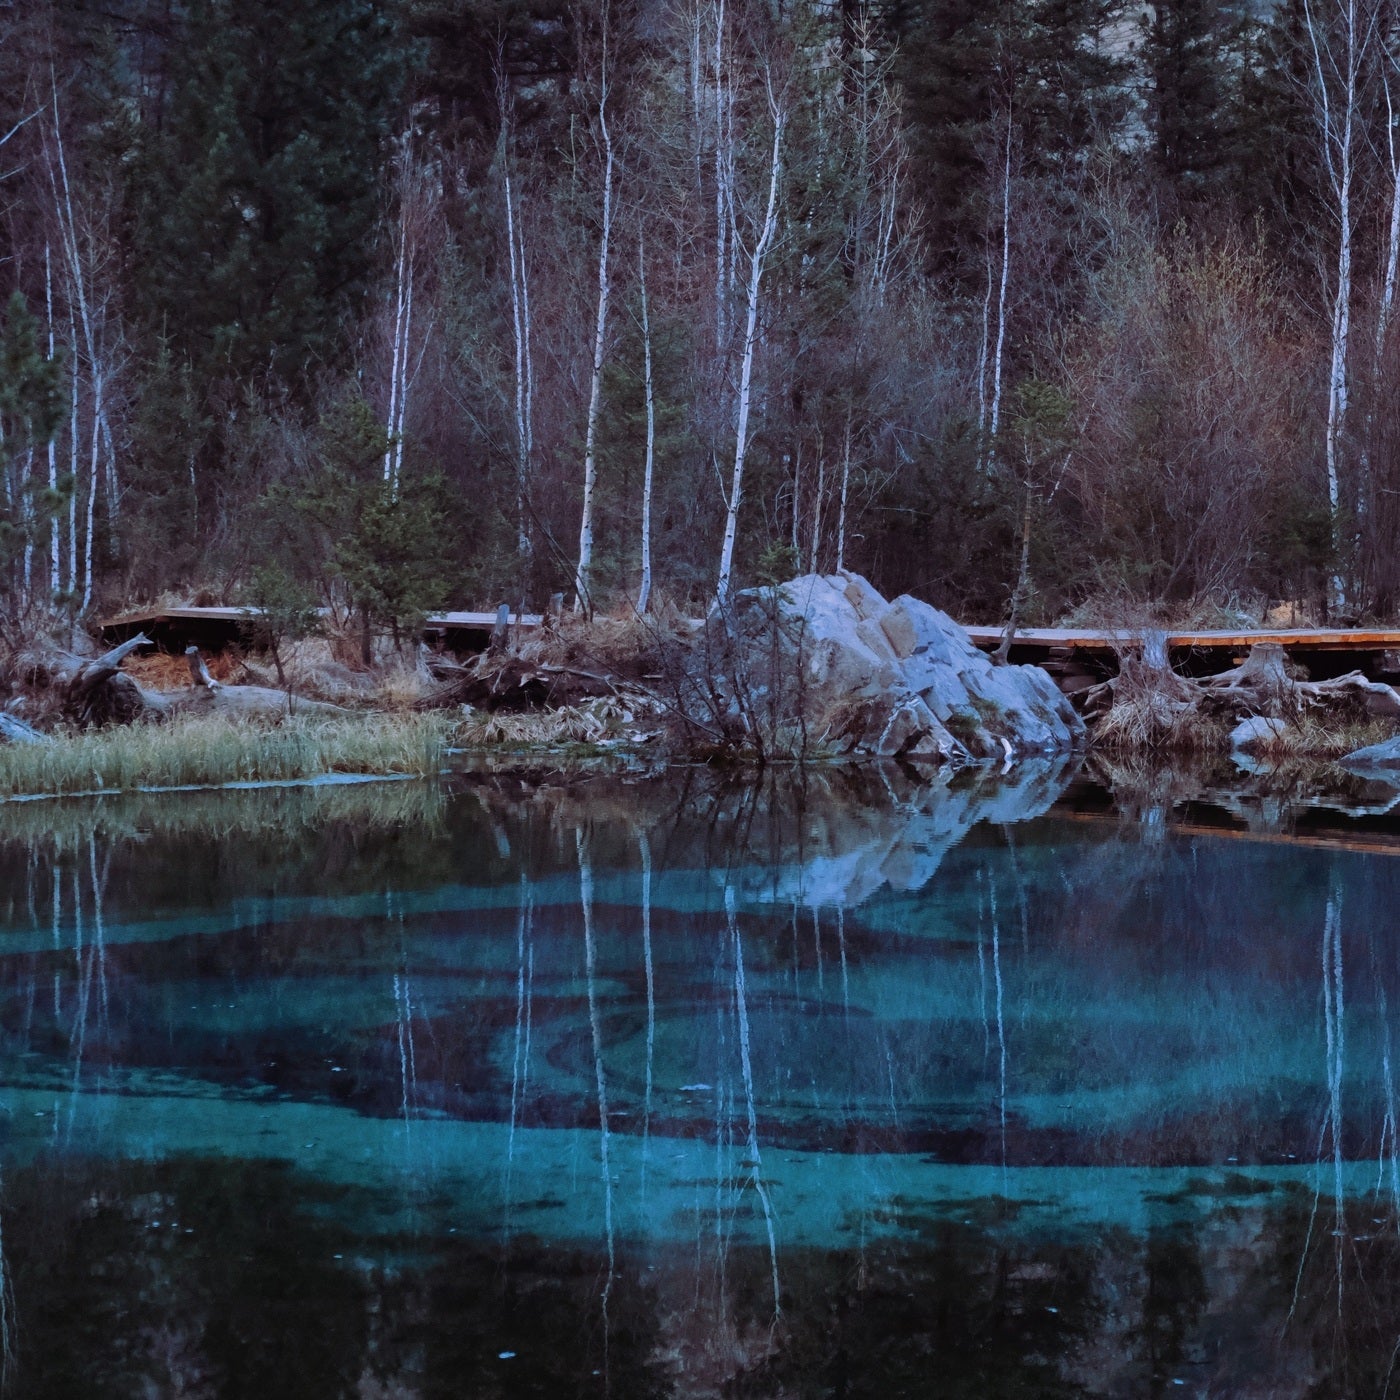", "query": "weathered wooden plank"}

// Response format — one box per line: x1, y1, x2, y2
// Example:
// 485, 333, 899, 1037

98, 607, 1400, 662
964, 626, 1400, 652
98, 606, 545, 653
